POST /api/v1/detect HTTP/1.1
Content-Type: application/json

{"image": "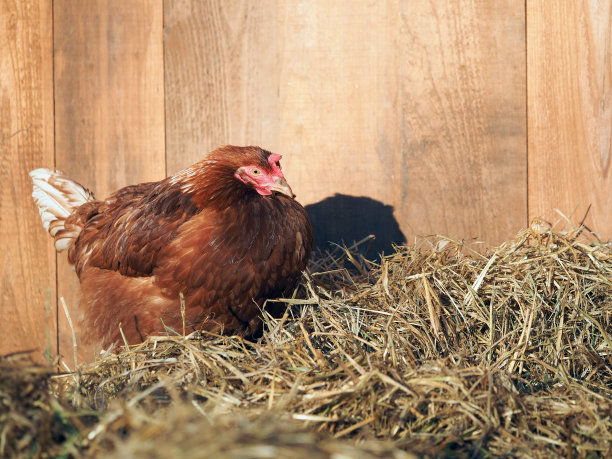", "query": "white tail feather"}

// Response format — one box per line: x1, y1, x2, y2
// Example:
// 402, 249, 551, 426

30, 168, 95, 251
